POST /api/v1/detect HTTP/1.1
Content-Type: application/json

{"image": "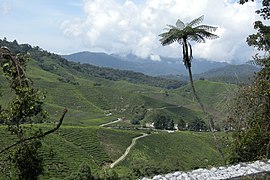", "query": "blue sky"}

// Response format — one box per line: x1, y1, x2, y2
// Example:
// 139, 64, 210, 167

0, 0, 260, 63
0, 0, 84, 52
